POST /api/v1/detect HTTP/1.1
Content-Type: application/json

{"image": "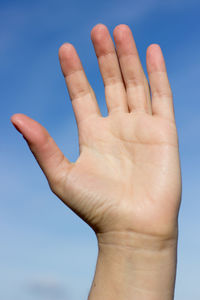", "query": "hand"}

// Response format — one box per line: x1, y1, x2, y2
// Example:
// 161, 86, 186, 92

11, 24, 182, 244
